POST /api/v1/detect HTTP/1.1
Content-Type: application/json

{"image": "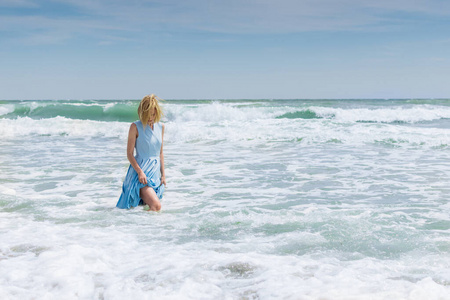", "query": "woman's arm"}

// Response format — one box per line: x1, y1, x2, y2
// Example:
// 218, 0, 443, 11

160, 124, 166, 186
127, 123, 147, 184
